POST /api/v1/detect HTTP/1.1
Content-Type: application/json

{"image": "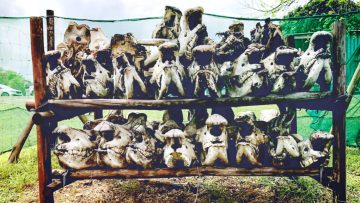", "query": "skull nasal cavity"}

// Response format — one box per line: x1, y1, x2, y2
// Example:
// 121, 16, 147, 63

76, 36, 81, 42
210, 126, 222, 137
171, 138, 181, 150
